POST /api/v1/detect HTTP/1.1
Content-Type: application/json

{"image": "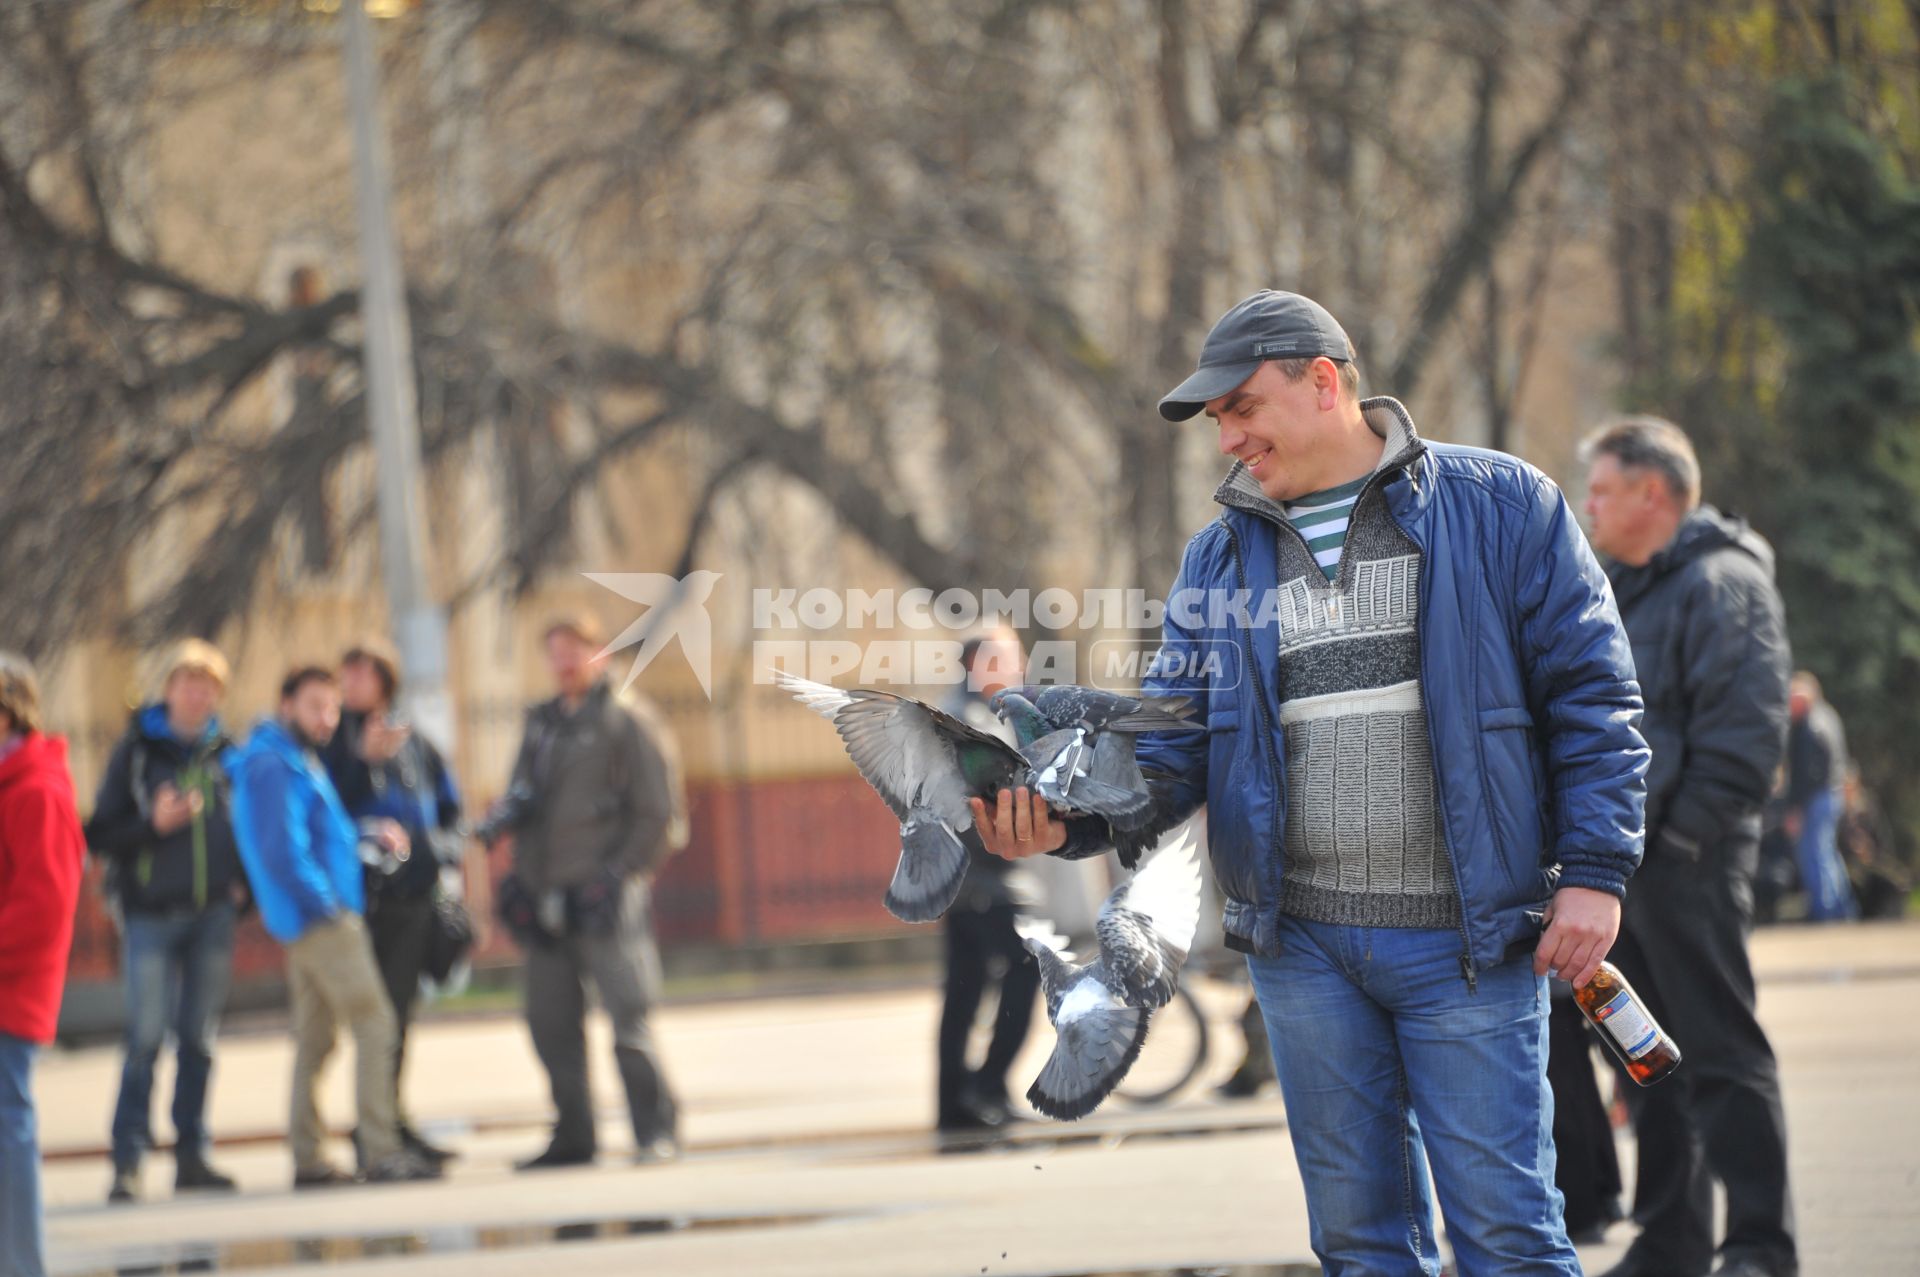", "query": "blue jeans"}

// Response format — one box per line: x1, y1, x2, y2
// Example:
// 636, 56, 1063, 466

110, 901, 236, 1168
1248, 916, 1579, 1277
1795, 788, 1856, 923
1, 1031, 45, 1277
